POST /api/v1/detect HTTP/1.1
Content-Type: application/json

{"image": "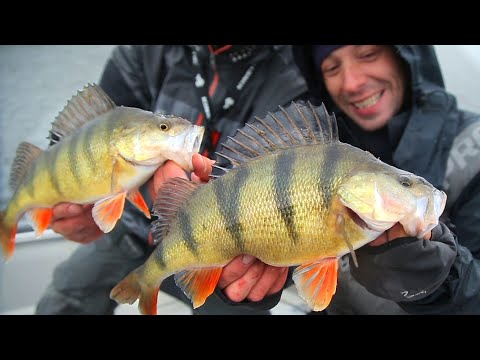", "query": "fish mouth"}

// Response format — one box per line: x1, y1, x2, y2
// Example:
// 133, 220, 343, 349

345, 207, 373, 231
183, 125, 205, 170
185, 125, 204, 153
339, 189, 402, 233
401, 189, 447, 238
